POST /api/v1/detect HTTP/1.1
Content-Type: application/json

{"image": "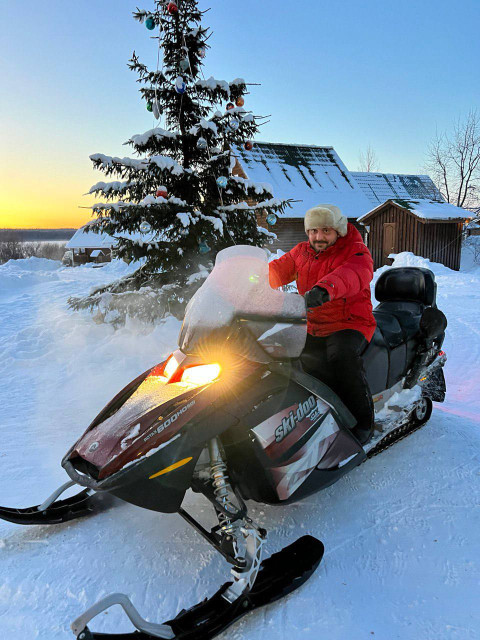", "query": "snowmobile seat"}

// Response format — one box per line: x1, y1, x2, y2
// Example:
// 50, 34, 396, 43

372, 310, 404, 348
375, 300, 424, 343
363, 268, 438, 394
